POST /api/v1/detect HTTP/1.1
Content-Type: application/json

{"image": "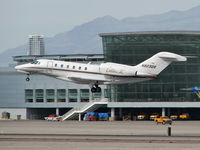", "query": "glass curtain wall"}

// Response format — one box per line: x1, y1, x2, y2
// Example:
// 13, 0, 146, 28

101, 32, 200, 102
